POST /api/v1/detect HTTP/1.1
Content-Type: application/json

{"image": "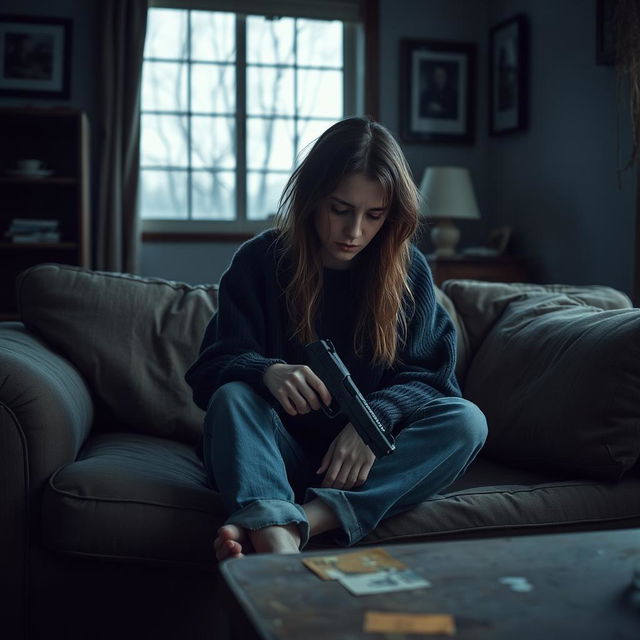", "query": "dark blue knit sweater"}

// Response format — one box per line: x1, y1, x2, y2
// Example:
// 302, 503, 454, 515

185, 228, 460, 445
